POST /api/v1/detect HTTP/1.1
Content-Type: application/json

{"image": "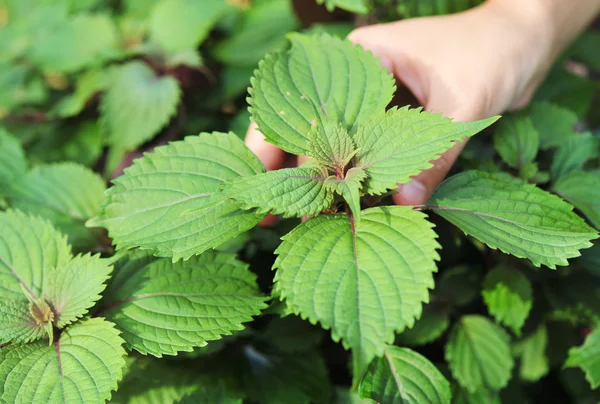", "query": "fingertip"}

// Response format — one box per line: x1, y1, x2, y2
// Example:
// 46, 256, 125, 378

259, 214, 279, 227
297, 155, 310, 166
393, 180, 429, 206
245, 123, 285, 171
